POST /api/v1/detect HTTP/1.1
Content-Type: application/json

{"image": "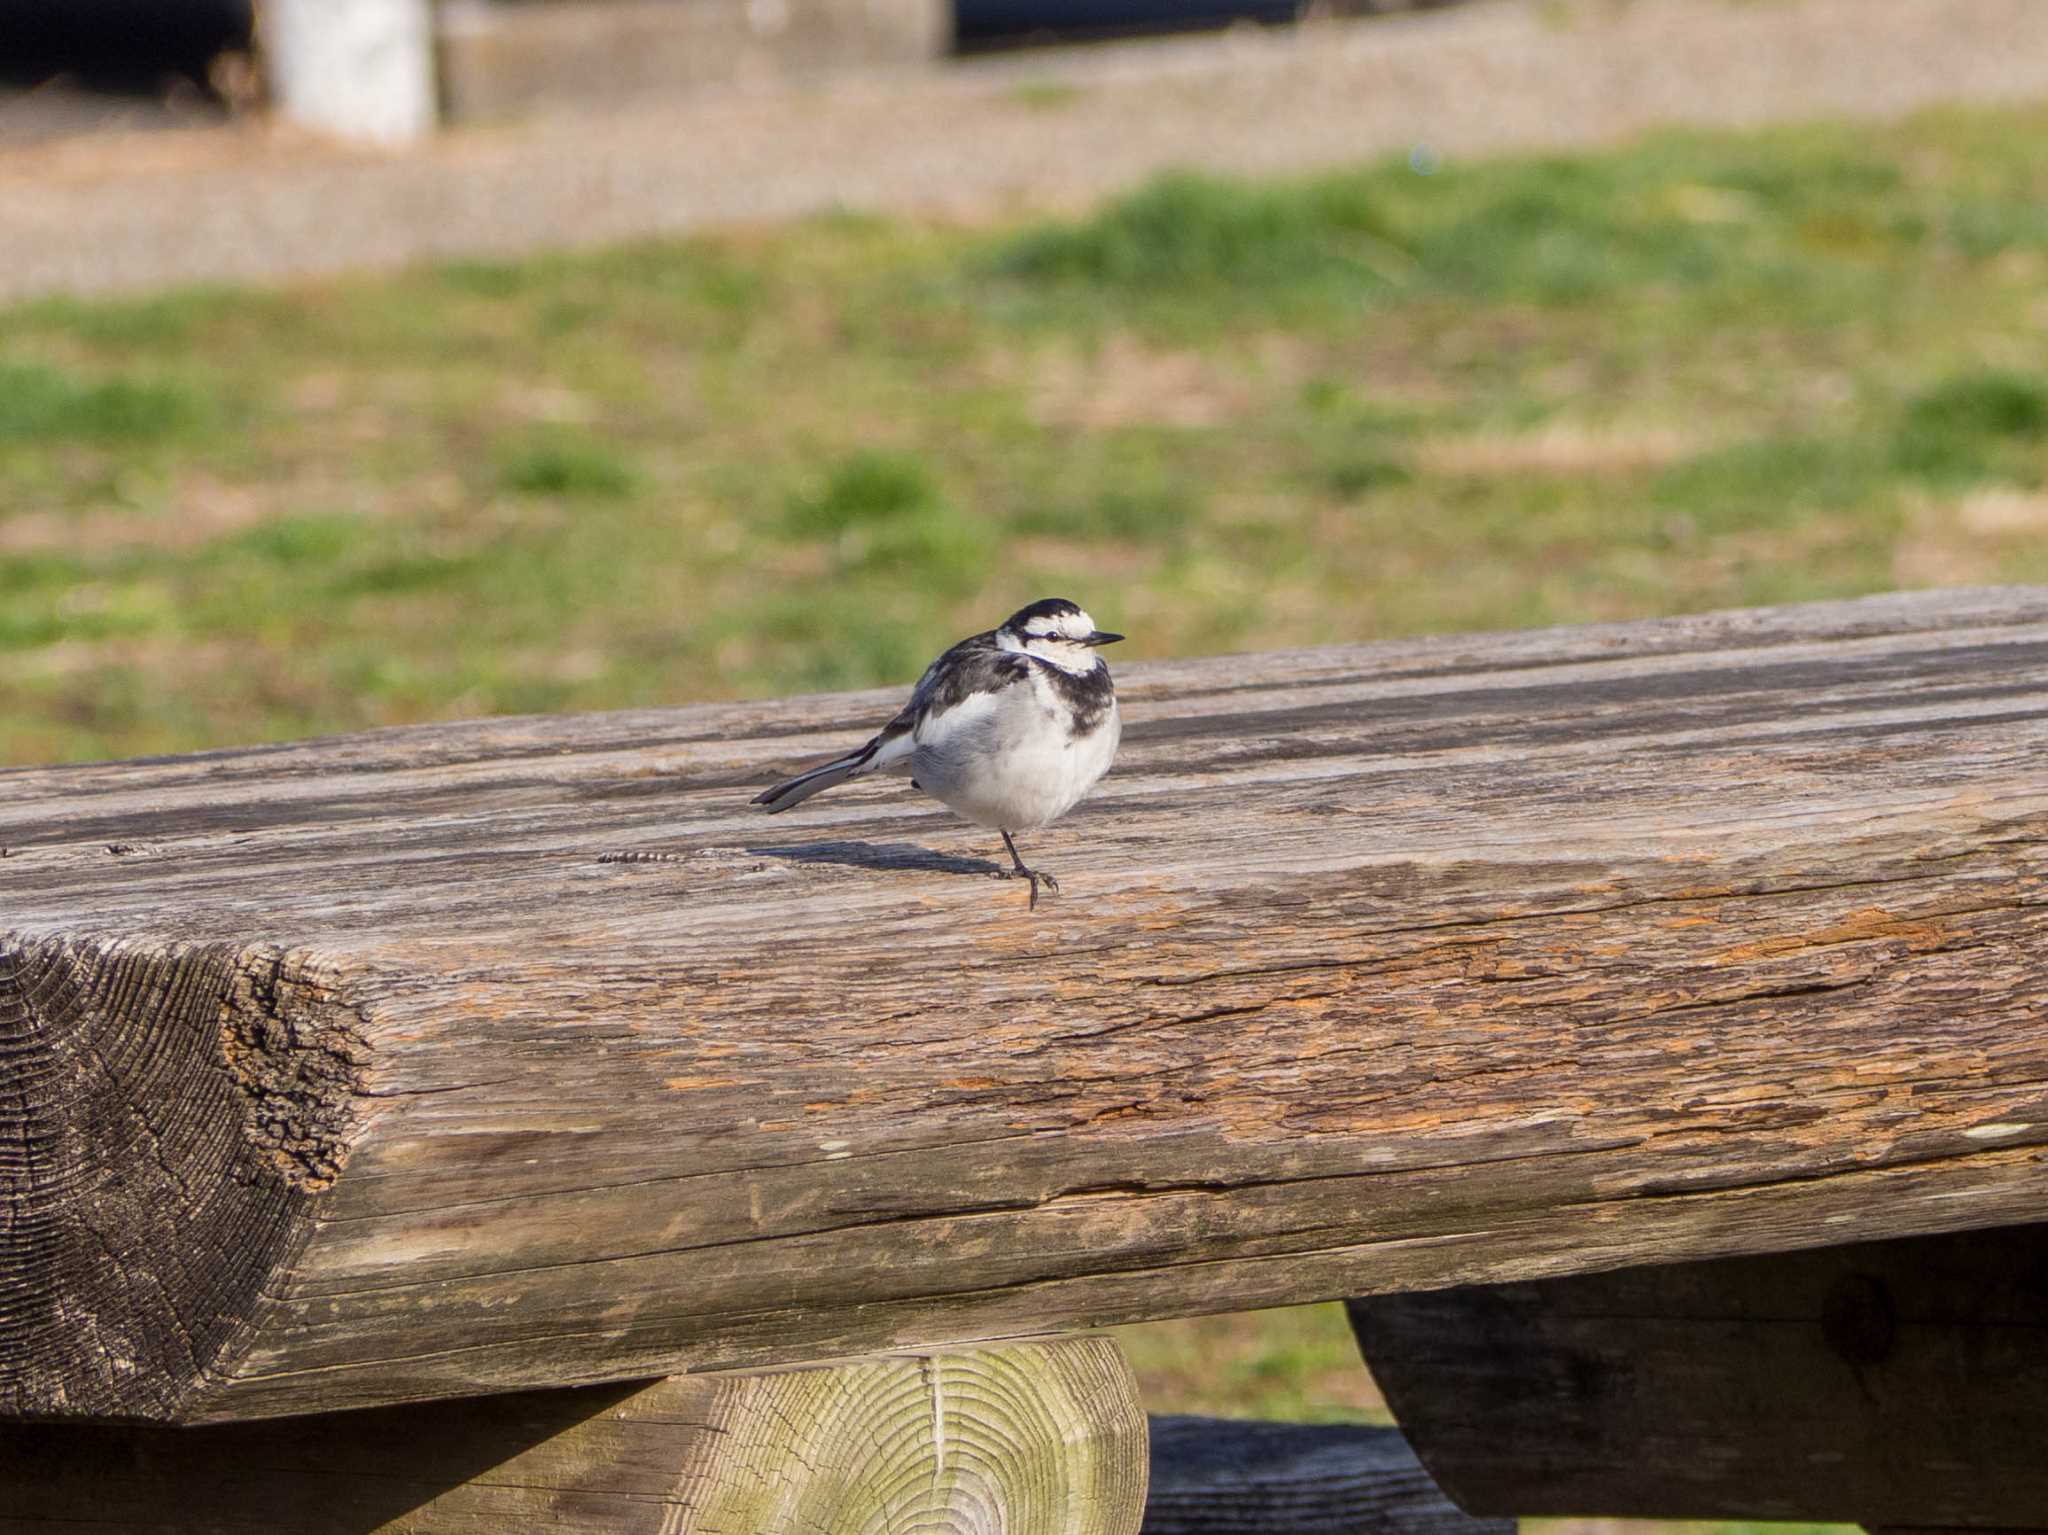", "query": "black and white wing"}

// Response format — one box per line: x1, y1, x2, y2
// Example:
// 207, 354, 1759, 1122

751, 628, 1029, 813
902, 629, 1034, 733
